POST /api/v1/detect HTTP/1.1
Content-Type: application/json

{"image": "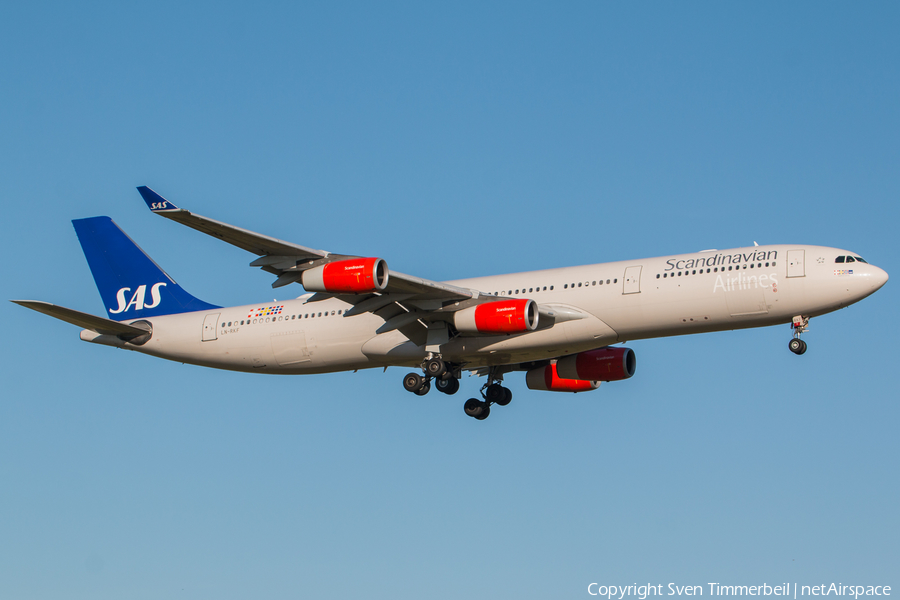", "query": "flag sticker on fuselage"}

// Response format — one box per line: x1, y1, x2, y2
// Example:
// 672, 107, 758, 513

249, 305, 284, 318
834, 269, 854, 276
